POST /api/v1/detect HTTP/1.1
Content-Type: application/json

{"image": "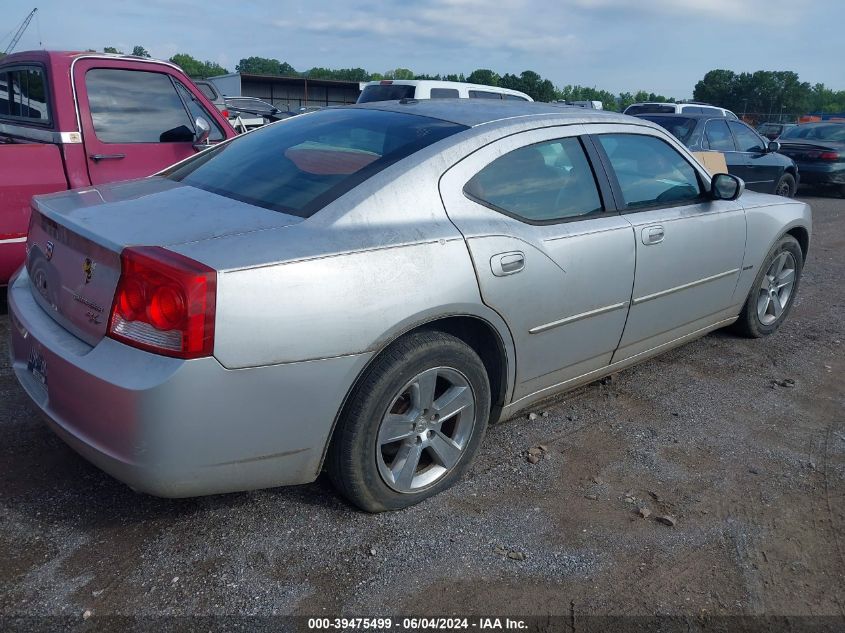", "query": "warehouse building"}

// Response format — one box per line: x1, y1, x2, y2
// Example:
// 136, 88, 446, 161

207, 72, 362, 111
